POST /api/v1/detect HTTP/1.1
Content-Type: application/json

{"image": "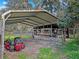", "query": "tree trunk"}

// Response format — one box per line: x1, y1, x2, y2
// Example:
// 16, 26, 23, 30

63, 28, 66, 42
66, 28, 69, 38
